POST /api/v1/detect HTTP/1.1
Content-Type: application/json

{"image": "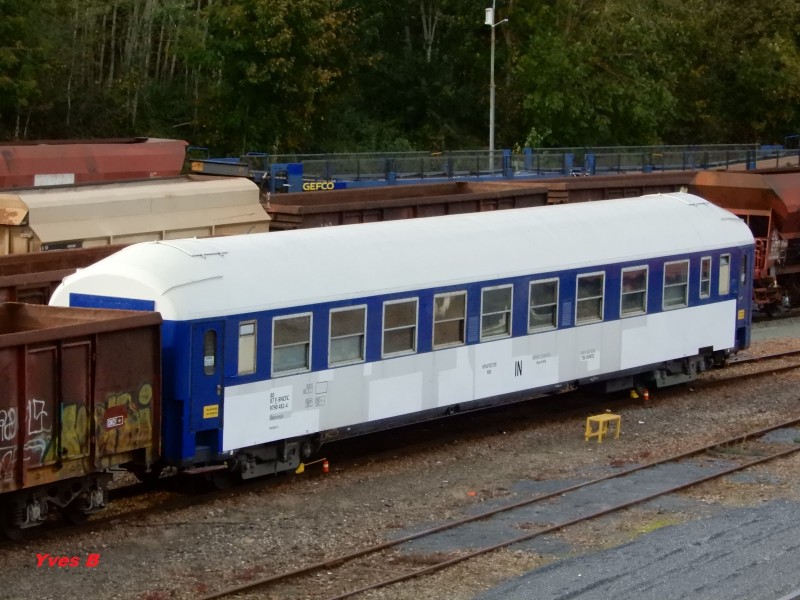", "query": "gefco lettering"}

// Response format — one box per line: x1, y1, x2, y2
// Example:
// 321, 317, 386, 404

302, 181, 335, 191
